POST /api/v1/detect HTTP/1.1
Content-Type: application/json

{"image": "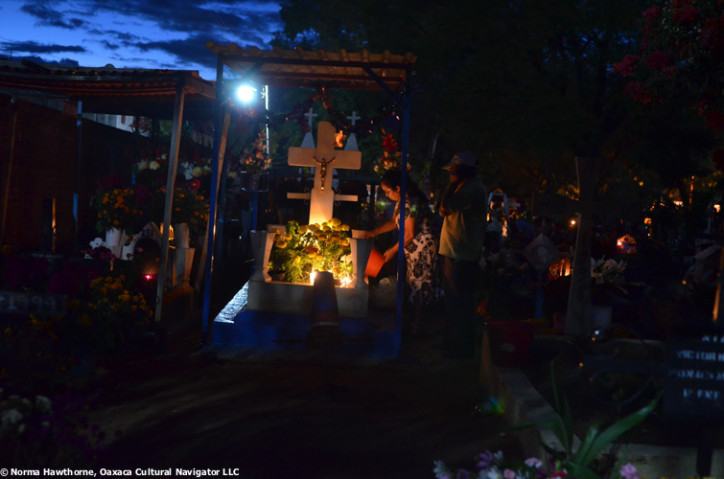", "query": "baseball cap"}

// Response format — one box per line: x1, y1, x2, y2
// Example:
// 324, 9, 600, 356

443, 151, 478, 170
